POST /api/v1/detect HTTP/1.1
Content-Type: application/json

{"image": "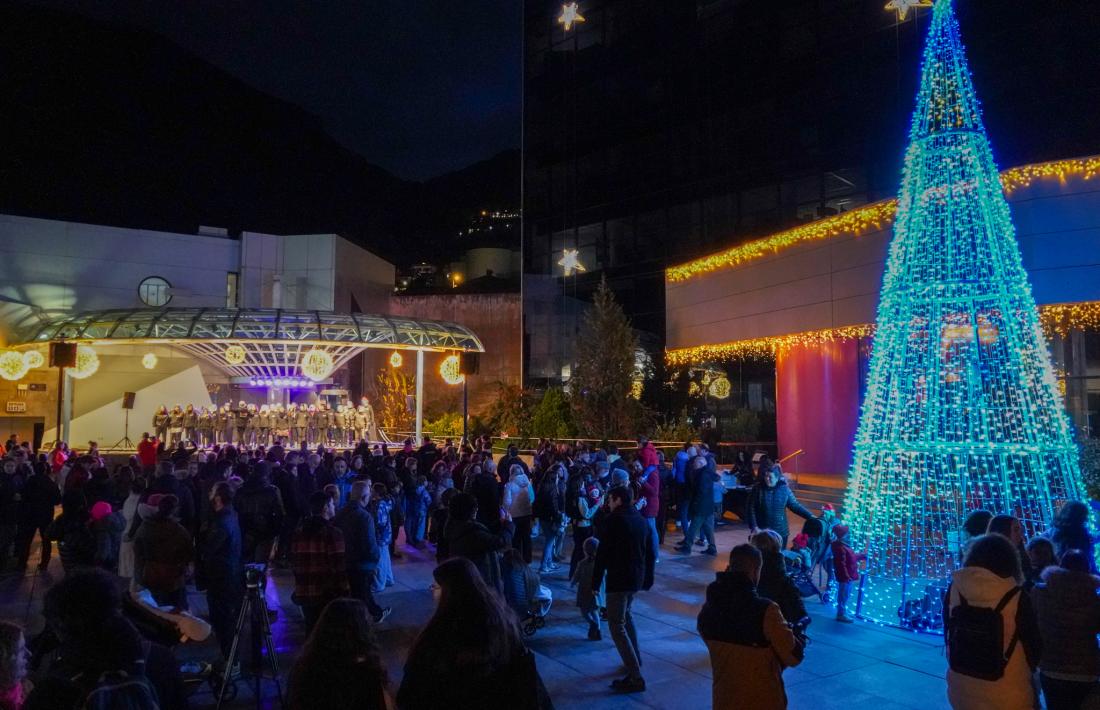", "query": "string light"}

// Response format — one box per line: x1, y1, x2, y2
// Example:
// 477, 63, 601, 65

1039, 300, 1100, 338
842, 0, 1085, 627
630, 380, 644, 400
389, 351, 403, 368
557, 2, 585, 32
666, 156, 1100, 284
558, 248, 586, 277
21, 350, 44, 370
885, 0, 933, 21
439, 354, 464, 385
142, 353, 158, 369
708, 376, 731, 399
67, 345, 99, 380
300, 349, 335, 382
224, 345, 247, 365
0, 352, 28, 381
